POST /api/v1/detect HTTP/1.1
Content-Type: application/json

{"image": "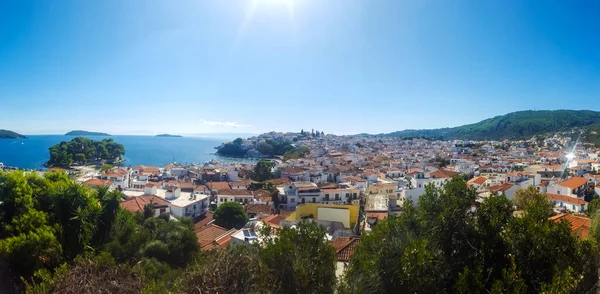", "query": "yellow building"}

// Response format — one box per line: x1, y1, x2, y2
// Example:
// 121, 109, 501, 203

285, 203, 360, 228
